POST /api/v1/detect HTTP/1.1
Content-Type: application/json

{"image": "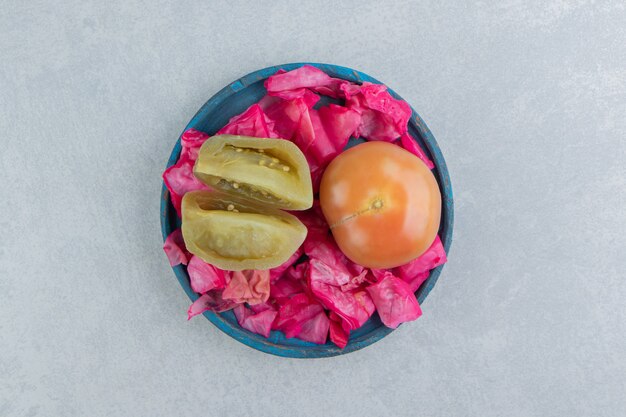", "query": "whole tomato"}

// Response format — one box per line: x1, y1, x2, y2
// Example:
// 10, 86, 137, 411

319, 141, 441, 269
